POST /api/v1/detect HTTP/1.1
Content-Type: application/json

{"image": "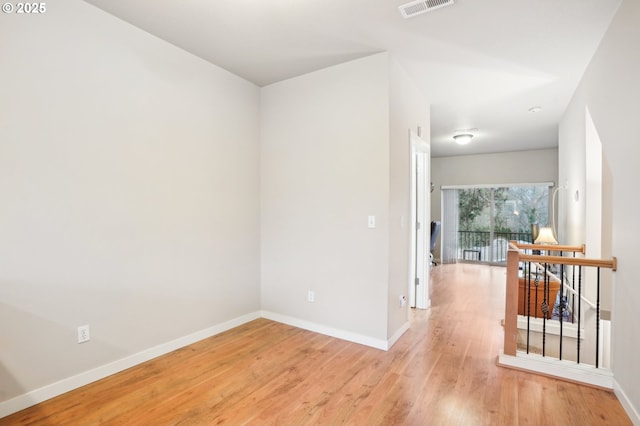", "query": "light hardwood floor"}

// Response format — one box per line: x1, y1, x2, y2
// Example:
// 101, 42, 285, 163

1, 264, 631, 425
